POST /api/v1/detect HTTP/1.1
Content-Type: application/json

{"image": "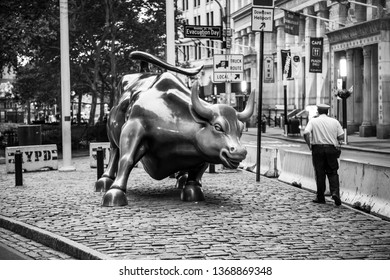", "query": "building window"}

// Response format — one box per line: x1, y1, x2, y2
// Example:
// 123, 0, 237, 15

211, 11, 214, 26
